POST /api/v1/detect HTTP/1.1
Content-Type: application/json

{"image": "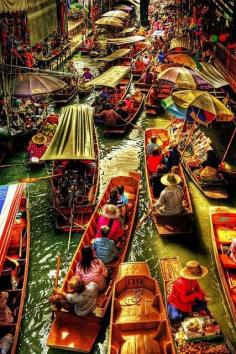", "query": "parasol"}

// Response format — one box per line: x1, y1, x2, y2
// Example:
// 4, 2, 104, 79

14, 74, 67, 97
102, 10, 128, 19
95, 17, 123, 27
158, 67, 211, 90
155, 63, 182, 73
161, 96, 187, 120
167, 54, 196, 69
